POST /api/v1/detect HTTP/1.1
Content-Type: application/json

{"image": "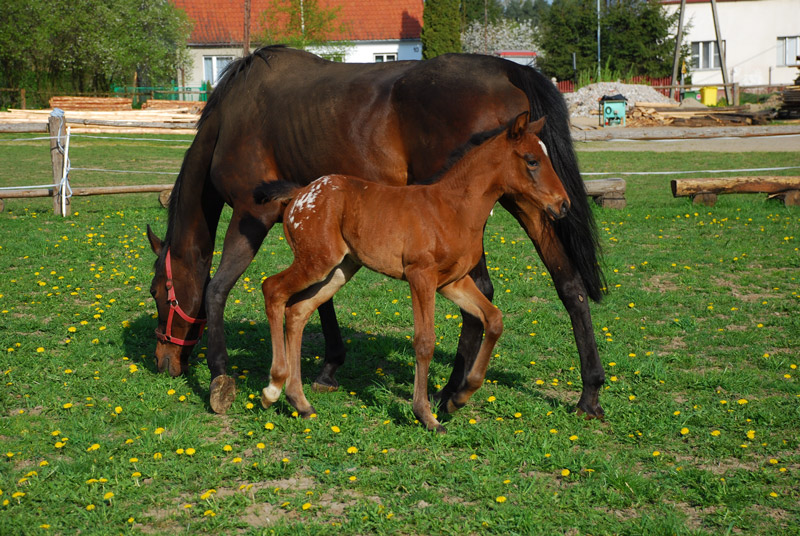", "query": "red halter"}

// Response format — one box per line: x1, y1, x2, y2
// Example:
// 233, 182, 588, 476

154, 248, 206, 346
